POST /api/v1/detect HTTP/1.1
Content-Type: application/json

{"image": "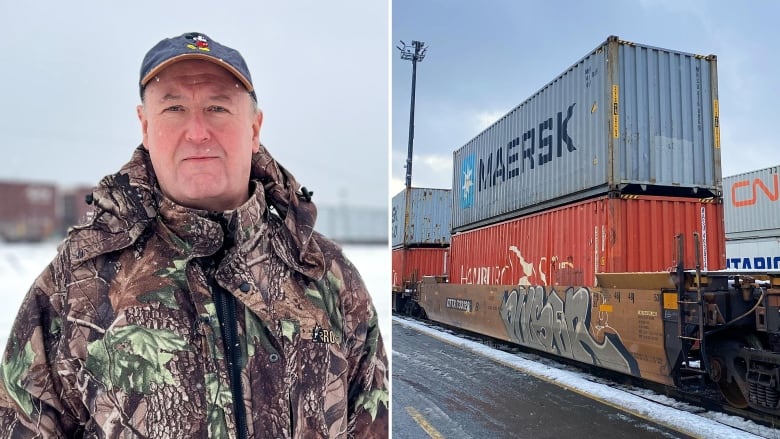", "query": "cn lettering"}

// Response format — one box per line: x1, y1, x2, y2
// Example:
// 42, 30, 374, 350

731, 173, 779, 207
